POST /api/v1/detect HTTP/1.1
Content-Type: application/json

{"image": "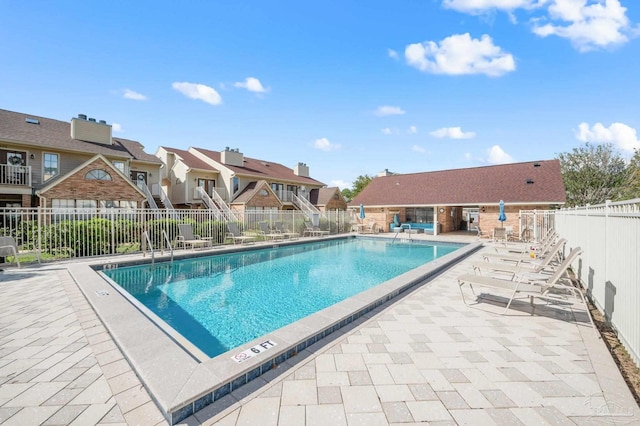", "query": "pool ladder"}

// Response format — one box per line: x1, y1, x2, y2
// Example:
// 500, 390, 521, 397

142, 230, 174, 264
391, 228, 412, 244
